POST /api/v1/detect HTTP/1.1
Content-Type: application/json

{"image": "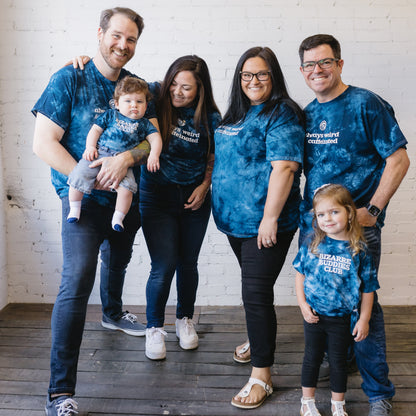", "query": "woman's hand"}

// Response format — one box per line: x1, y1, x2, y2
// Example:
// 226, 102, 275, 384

184, 183, 209, 211
257, 216, 277, 249
64, 55, 91, 69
